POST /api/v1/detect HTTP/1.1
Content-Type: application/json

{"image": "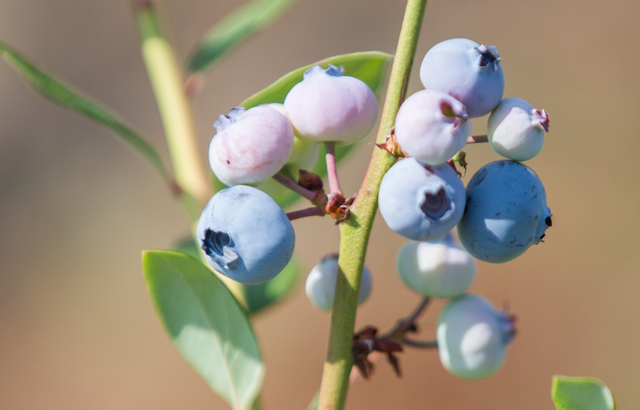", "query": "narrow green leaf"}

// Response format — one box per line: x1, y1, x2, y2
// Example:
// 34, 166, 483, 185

552, 376, 616, 410
212, 51, 392, 208
143, 250, 265, 410
171, 235, 302, 315
243, 257, 301, 315
187, 0, 299, 74
306, 390, 319, 410
0, 41, 172, 185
